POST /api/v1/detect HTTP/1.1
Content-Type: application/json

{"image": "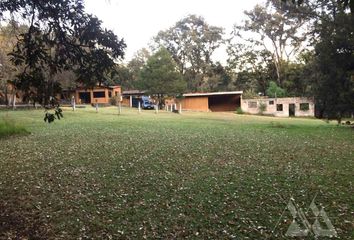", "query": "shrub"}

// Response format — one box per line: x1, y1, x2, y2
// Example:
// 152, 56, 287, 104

266, 81, 286, 98
109, 97, 118, 106
0, 118, 29, 138
258, 102, 267, 115
236, 107, 244, 114
242, 89, 258, 99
